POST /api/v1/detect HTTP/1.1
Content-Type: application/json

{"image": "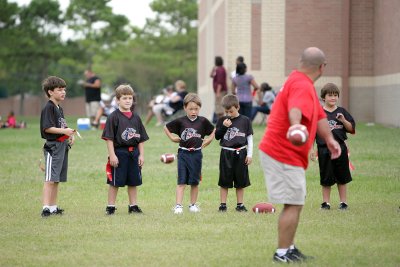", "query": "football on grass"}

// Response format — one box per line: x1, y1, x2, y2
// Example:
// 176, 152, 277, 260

252, 202, 276, 213
287, 124, 309, 146
160, 153, 176, 164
